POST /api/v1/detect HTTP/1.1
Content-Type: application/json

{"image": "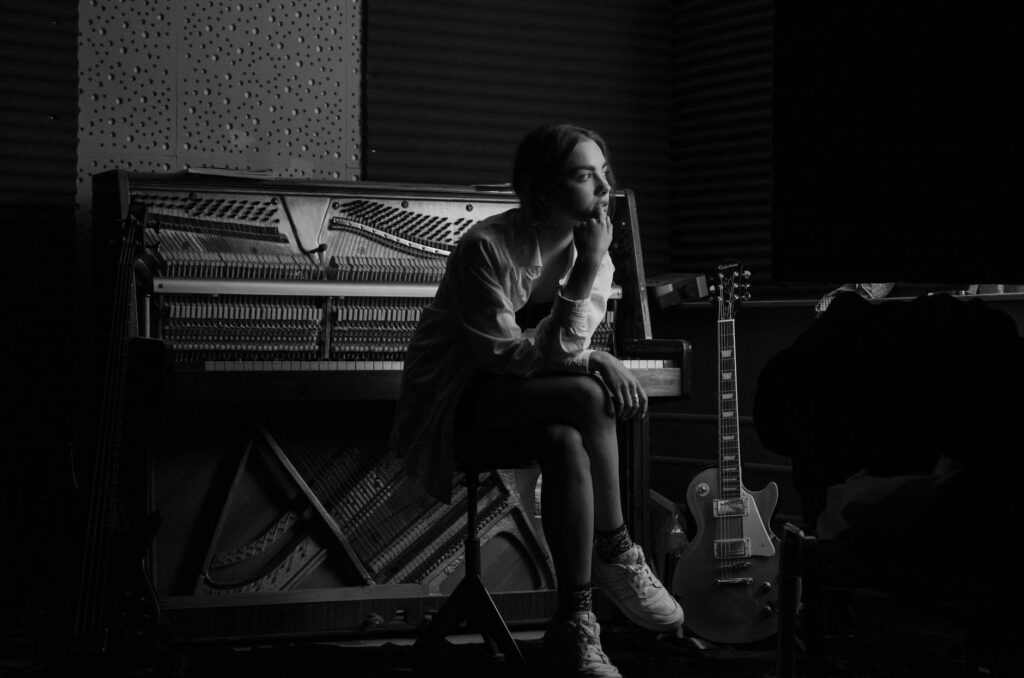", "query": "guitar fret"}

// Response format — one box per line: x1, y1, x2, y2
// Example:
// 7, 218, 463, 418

717, 314, 742, 496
